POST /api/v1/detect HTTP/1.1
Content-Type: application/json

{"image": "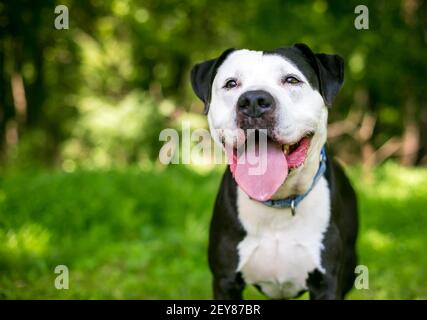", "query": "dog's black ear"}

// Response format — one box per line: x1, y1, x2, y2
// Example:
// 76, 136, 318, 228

190, 48, 235, 114
293, 43, 344, 107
